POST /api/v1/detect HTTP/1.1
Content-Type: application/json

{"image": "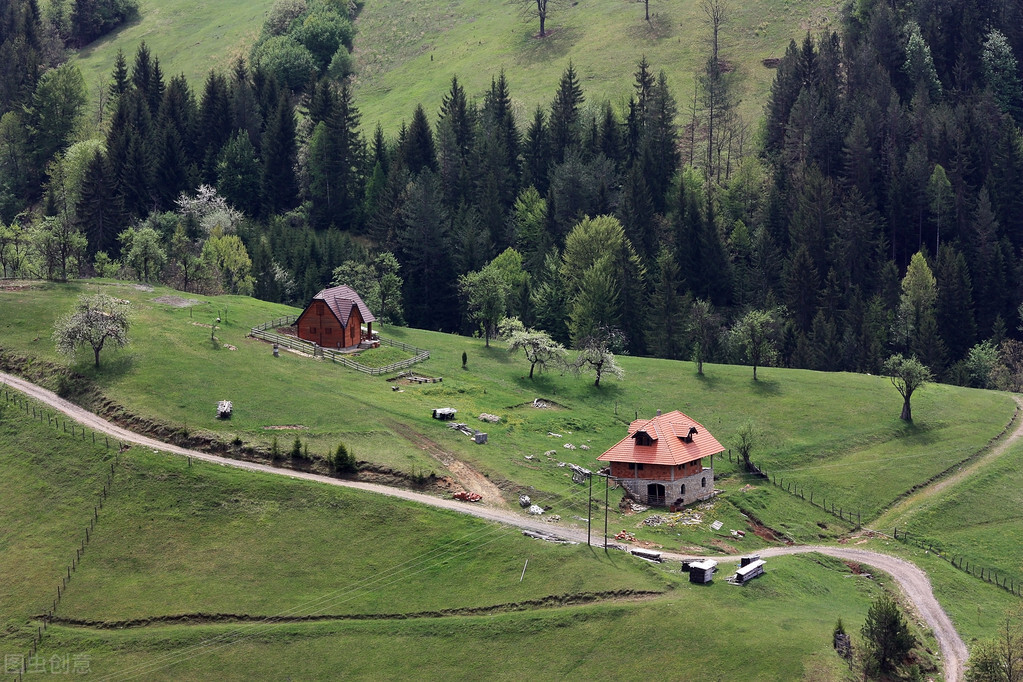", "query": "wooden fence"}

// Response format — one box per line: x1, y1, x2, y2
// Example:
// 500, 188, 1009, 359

249, 317, 430, 375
